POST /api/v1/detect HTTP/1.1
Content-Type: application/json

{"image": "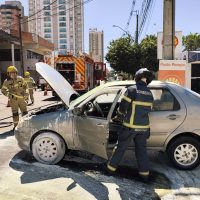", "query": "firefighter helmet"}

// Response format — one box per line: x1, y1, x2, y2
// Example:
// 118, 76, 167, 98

135, 68, 154, 85
25, 71, 30, 76
7, 66, 18, 73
